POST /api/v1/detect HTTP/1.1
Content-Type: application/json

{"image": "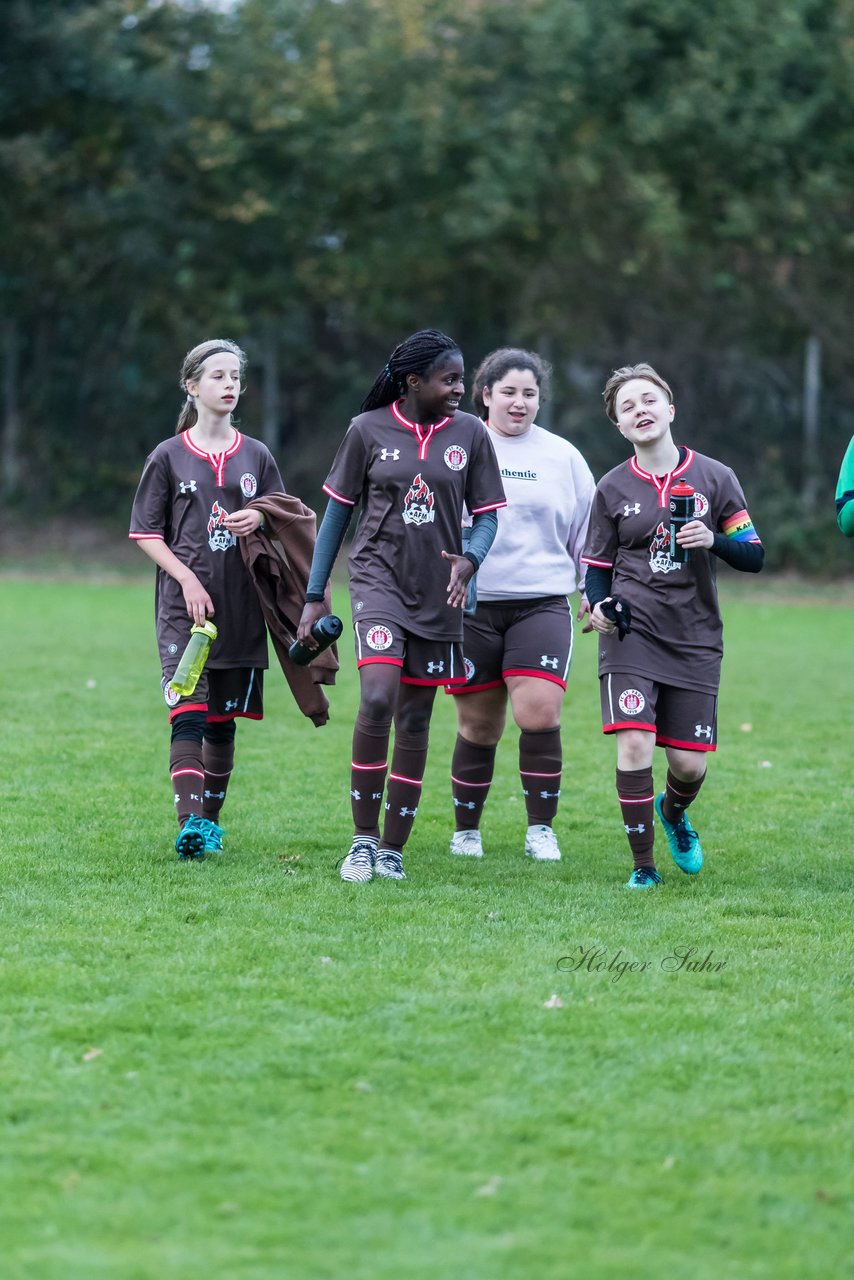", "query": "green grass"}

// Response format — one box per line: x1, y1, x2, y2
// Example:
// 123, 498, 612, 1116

1, 573, 852, 1279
